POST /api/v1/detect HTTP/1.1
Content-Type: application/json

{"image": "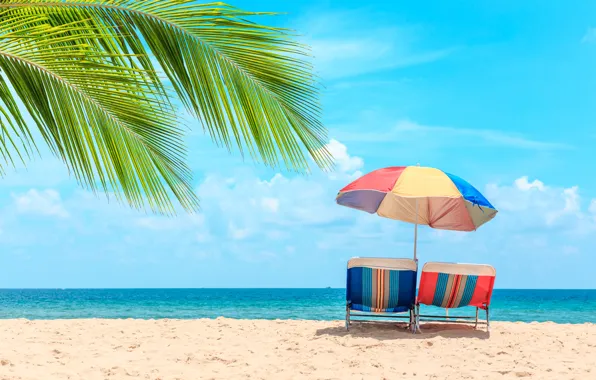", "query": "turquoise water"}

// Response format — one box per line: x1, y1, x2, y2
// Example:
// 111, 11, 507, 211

1, 289, 595, 323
